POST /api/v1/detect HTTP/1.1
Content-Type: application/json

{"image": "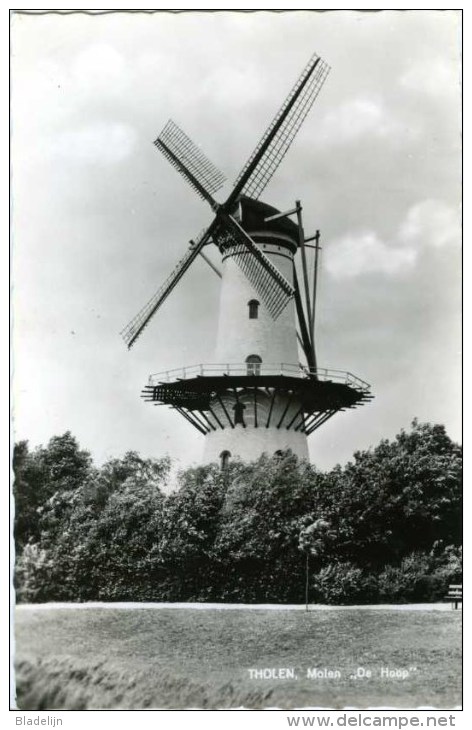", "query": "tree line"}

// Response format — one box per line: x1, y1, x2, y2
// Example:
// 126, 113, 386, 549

13, 420, 462, 604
